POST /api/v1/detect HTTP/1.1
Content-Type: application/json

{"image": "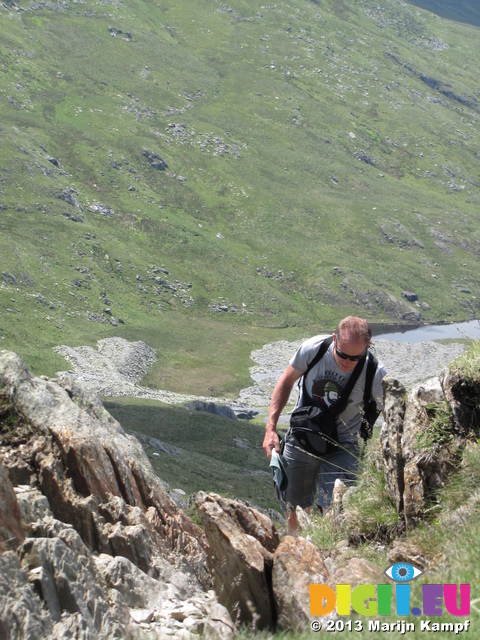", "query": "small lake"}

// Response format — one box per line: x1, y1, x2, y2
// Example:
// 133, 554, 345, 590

373, 319, 480, 343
